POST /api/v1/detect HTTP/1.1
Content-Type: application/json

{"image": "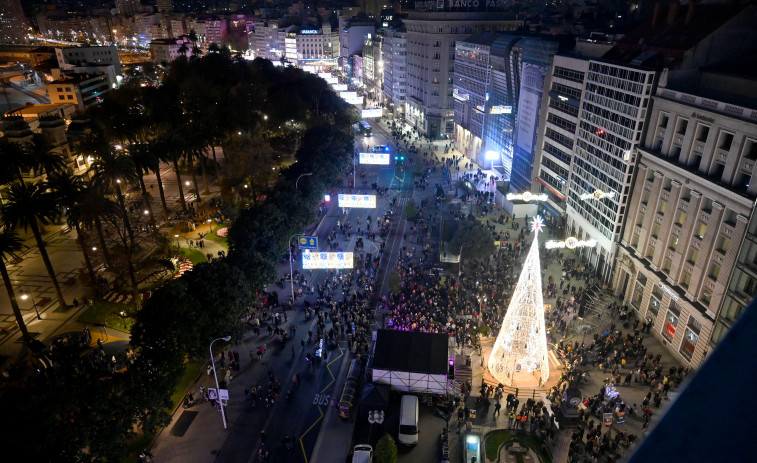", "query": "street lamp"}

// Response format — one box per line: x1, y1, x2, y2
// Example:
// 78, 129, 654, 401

288, 233, 301, 304
20, 289, 41, 320
207, 218, 213, 235
174, 234, 180, 248
210, 336, 232, 429
296, 172, 313, 190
